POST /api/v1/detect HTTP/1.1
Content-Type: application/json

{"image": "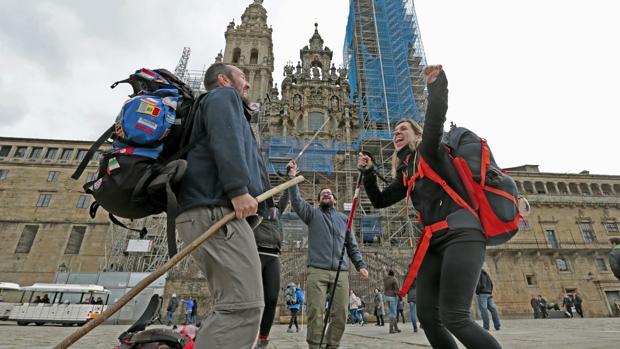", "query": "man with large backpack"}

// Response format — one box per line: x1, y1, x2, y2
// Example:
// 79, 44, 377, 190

285, 282, 304, 333
175, 63, 266, 348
